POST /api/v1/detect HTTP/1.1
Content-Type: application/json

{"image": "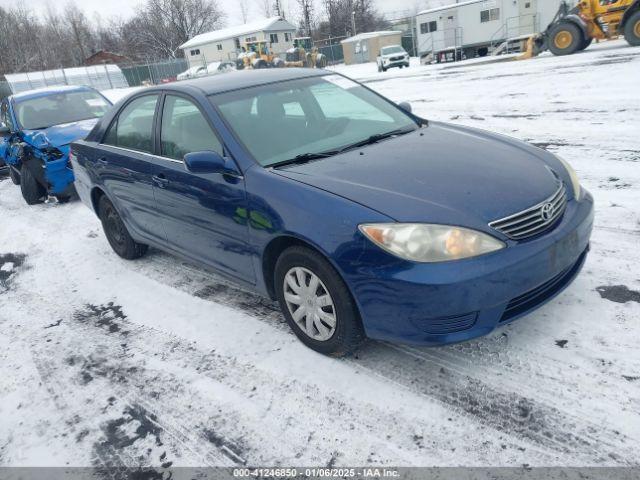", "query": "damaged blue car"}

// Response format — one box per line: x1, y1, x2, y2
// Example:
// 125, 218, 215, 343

0, 86, 112, 204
